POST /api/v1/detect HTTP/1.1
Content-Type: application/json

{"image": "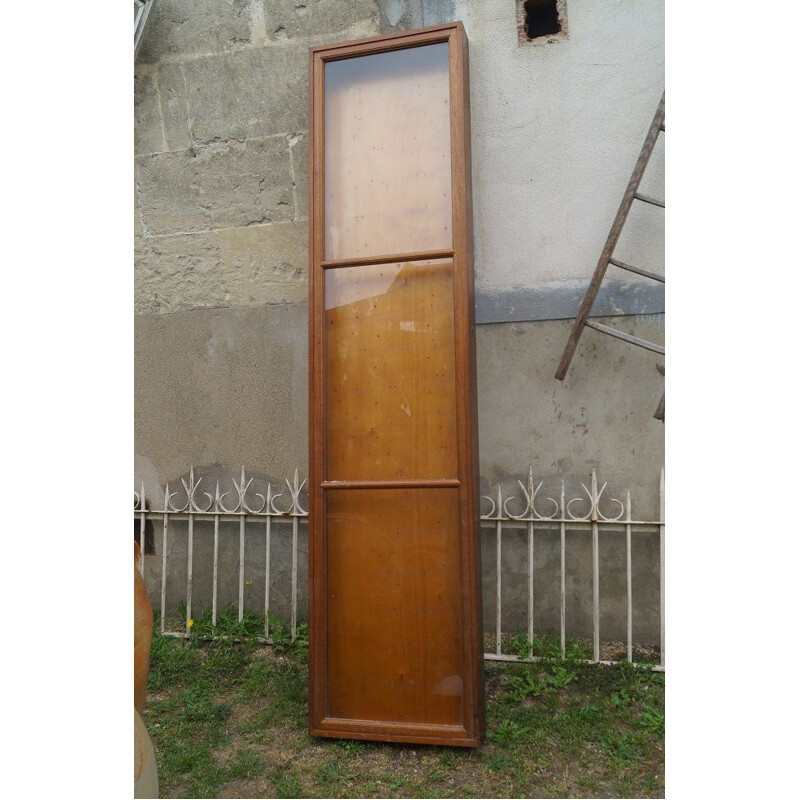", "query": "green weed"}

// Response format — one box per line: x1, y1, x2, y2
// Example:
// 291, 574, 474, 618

600, 730, 642, 764
508, 631, 593, 662
485, 751, 511, 773
490, 718, 533, 747
638, 703, 665, 738
610, 688, 632, 707
510, 631, 534, 659
190, 606, 265, 640
503, 662, 576, 701
269, 615, 310, 658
